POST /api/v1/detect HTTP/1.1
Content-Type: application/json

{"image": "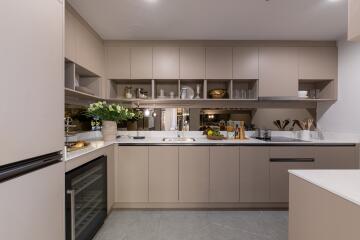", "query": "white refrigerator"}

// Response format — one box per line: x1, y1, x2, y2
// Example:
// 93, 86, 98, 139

0, 0, 65, 239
